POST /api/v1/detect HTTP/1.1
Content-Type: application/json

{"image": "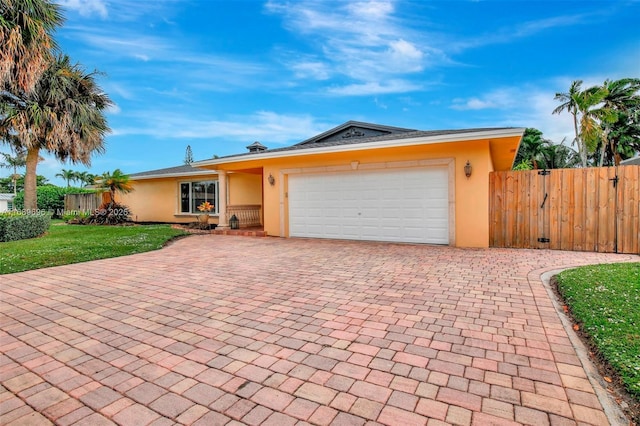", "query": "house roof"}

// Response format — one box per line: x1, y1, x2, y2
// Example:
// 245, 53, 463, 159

129, 164, 217, 180
0, 193, 15, 201
621, 156, 640, 165
192, 121, 525, 170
